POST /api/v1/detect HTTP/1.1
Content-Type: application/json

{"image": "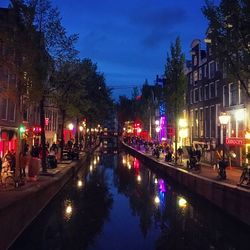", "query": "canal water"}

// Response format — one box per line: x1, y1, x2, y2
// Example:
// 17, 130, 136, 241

10, 151, 250, 250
